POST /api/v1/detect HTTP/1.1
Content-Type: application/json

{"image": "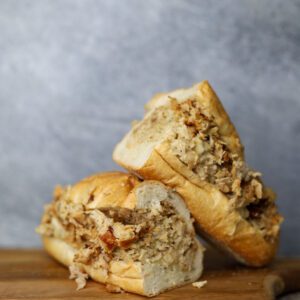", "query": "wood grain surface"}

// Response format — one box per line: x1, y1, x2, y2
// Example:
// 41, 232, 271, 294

0, 248, 299, 300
